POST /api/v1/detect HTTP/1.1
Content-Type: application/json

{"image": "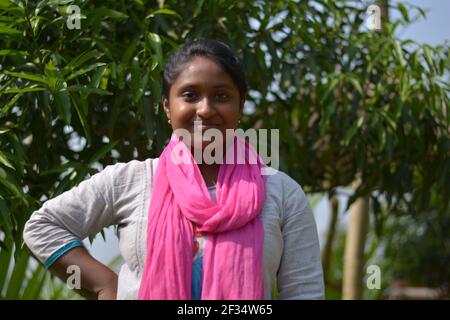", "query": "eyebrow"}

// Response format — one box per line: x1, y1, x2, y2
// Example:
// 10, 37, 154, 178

177, 82, 234, 90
